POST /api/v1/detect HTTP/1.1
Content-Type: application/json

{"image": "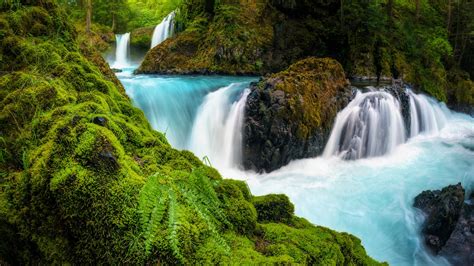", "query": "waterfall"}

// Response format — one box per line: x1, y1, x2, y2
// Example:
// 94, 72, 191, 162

113, 33, 130, 69
189, 84, 250, 169
408, 90, 448, 137
324, 88, 451, 160
323, 91, 406, 159
151, 11, 176, 48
